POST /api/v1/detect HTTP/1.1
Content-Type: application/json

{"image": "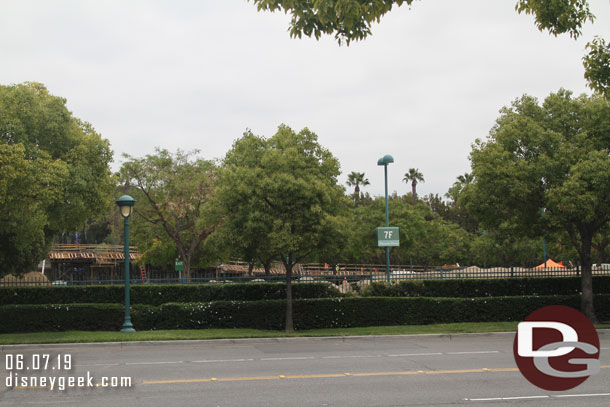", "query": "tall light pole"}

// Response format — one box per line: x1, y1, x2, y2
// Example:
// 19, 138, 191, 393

377, 155, 394, 283
542, 207, 547, 268
116, 195, 136, 333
